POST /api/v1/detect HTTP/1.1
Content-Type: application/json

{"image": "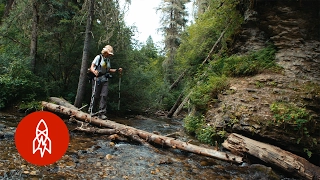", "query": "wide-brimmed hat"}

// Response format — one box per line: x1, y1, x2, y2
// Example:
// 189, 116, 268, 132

102, 45, 114, 55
